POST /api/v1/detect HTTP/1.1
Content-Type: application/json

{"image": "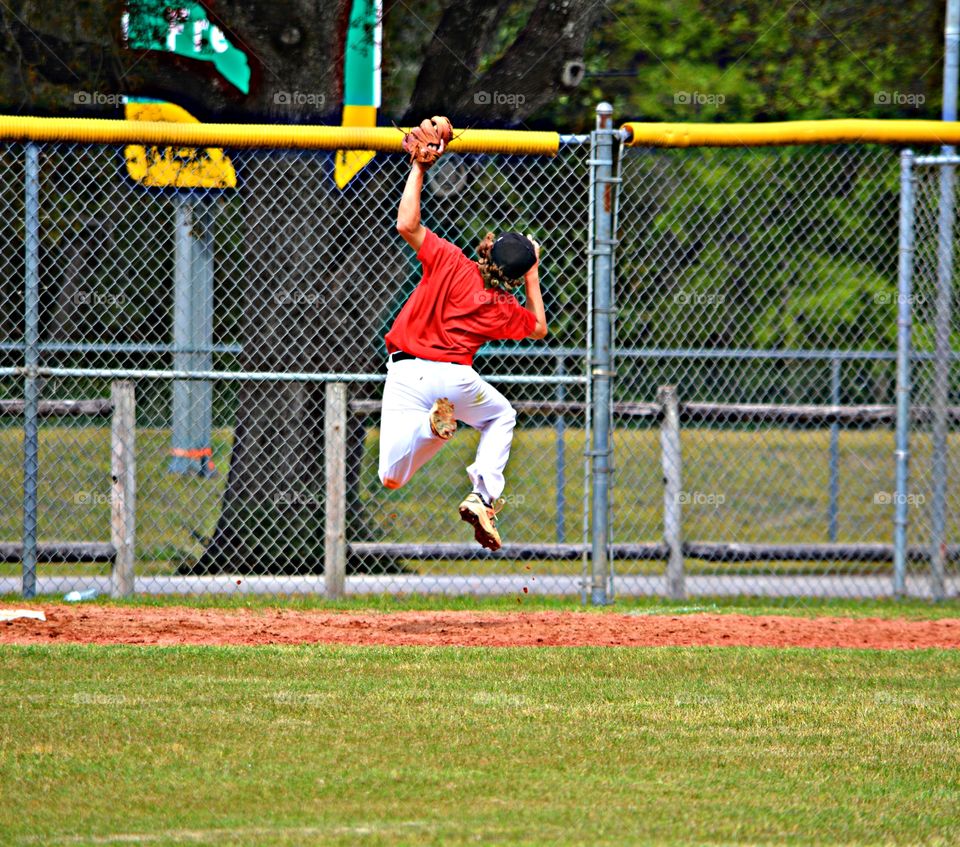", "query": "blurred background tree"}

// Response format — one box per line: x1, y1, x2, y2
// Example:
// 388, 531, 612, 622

381, 0, 945, 129
1, 1, 945, 126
